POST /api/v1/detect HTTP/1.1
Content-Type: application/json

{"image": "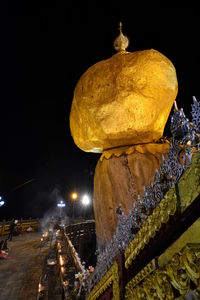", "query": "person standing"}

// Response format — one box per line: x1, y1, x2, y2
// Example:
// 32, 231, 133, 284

8, 219, 16, 241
